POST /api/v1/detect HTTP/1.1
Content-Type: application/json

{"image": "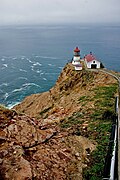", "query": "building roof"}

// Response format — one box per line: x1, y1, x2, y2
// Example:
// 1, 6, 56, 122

74, 47, 80, 52
74, 64, 82, 67
85, 54, 97, 62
